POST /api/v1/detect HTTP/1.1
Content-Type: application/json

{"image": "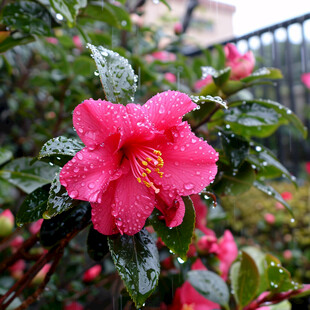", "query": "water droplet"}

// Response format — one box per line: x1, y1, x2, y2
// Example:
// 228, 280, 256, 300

88, 183, 95, 189
177, 257, 185, 264
43, 211, 51, 219
159, 105, 165, 114
184, 183, 194, 190
77, 153, 83, 160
